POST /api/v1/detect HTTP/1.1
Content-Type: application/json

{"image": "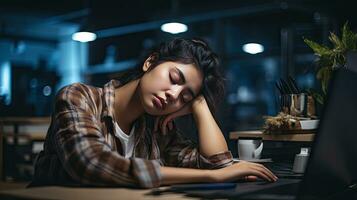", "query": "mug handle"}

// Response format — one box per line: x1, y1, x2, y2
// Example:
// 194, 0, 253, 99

253, 142, 263, 158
